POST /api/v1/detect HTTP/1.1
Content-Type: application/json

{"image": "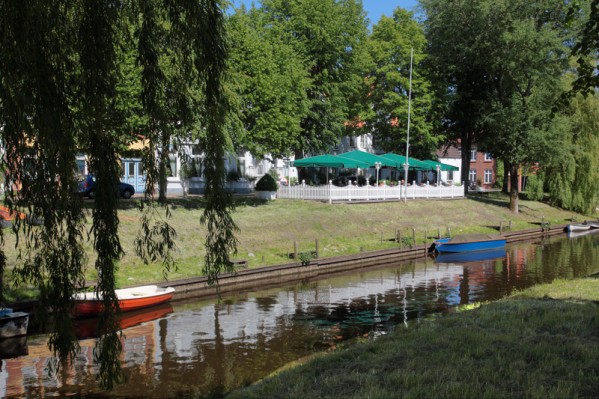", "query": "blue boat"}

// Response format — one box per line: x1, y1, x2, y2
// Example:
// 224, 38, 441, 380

435, 249, 506, 263
431, 234, 506, 253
